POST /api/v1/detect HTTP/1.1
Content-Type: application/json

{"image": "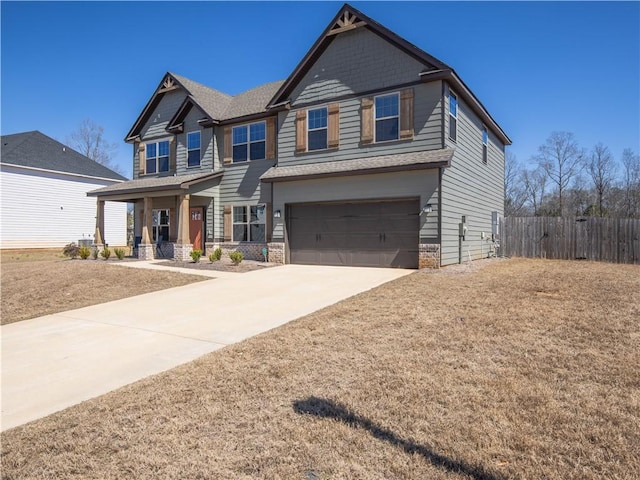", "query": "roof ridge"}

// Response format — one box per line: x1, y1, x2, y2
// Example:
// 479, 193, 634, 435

169, 72, 233, 99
